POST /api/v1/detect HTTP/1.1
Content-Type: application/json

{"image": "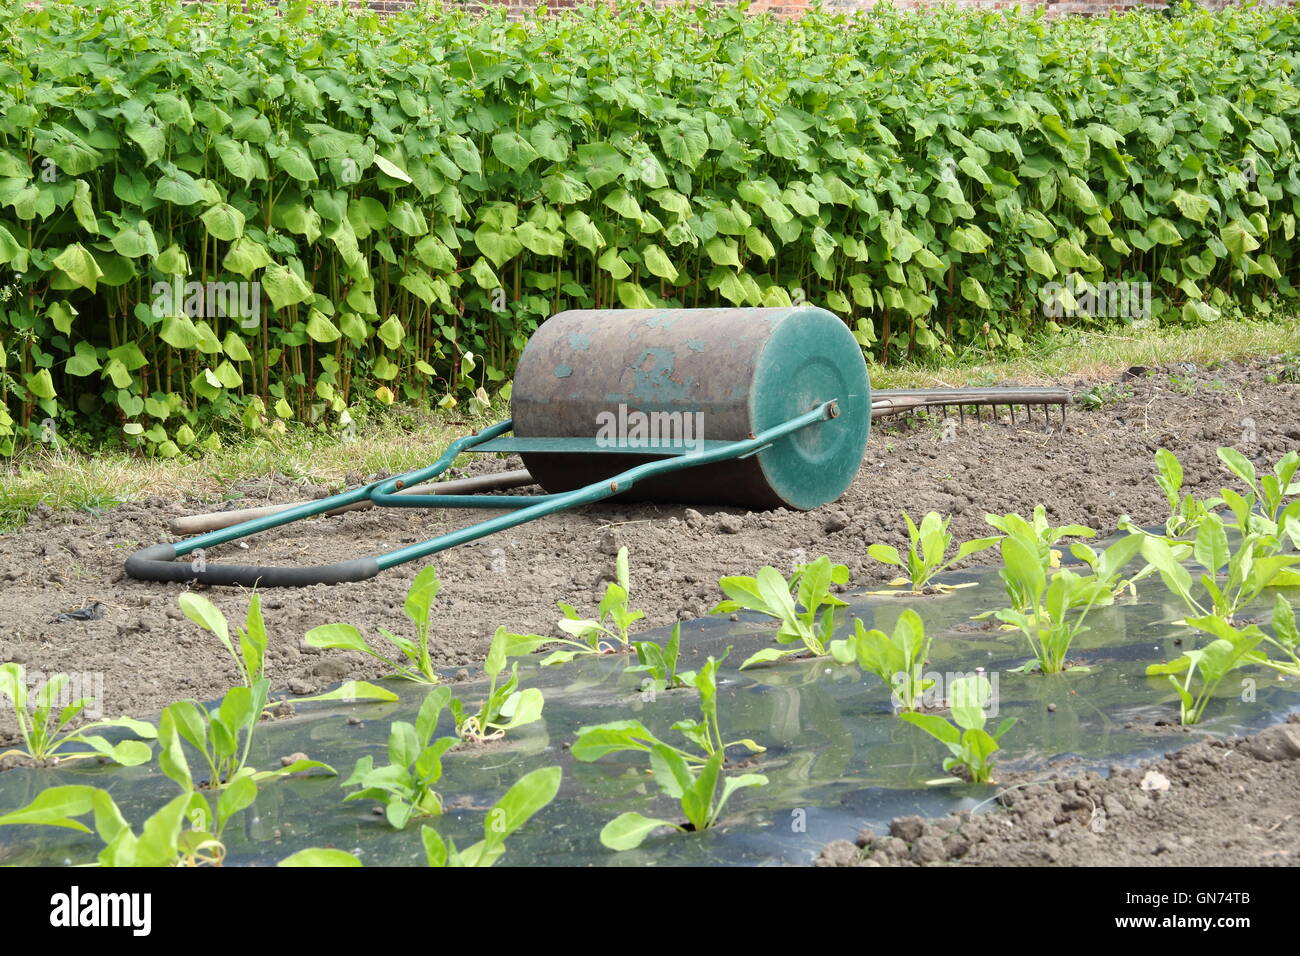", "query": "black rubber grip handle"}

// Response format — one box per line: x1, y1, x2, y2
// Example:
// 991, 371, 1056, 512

124, 544, 380, 588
